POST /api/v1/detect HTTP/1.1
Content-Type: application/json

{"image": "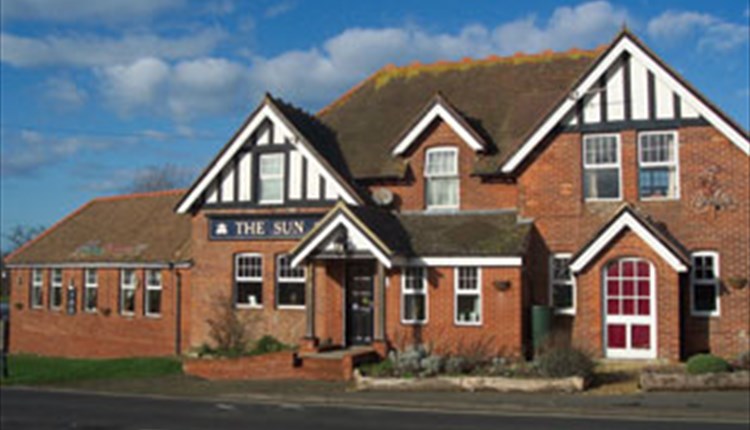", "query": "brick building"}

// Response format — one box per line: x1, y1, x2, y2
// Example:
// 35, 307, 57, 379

5, 31, 749, 362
